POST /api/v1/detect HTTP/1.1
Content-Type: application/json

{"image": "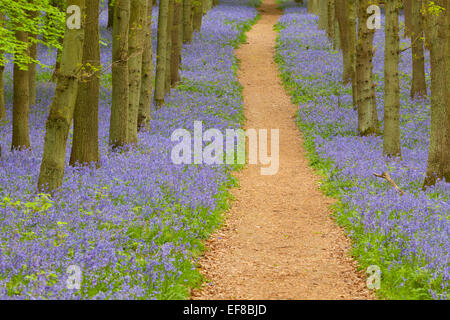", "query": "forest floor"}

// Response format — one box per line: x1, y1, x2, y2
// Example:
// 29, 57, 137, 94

191, 0, 373, 300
